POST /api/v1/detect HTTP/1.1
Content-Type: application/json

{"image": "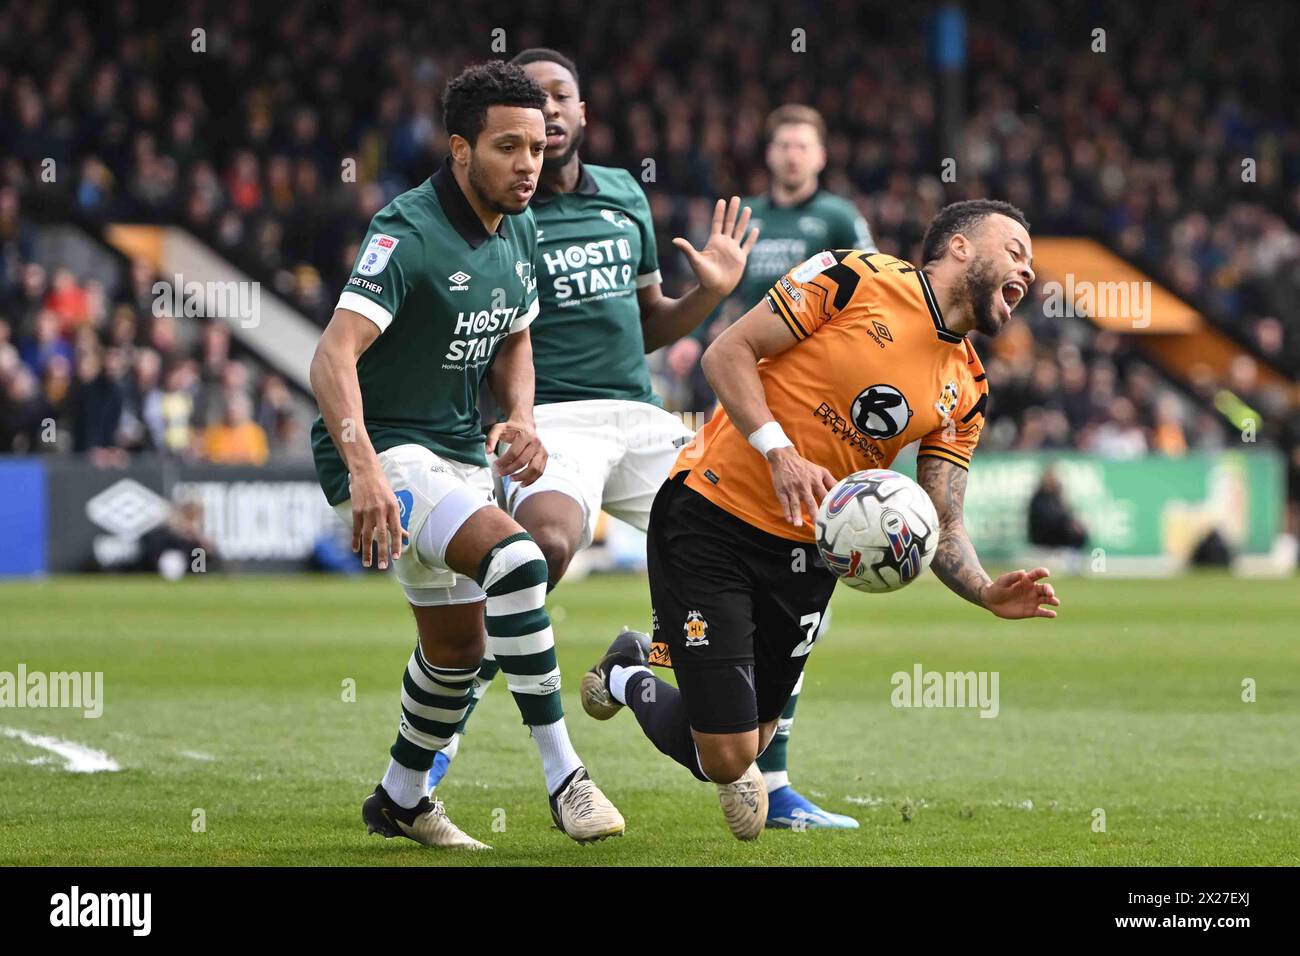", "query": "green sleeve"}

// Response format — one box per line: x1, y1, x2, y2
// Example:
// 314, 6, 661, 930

832, 201, 877, 253
628, 172, 661, 287
336, 209, 421, 333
